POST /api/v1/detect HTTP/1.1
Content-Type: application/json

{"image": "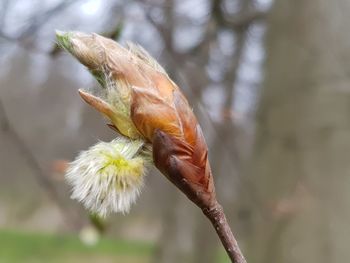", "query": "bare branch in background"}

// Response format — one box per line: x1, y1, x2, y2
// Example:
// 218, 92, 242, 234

19, 0, 79, 40
224, 9, 266, 28
0, 0, 80, 53
0, 98, 81, 230
212, 0, 267, 29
